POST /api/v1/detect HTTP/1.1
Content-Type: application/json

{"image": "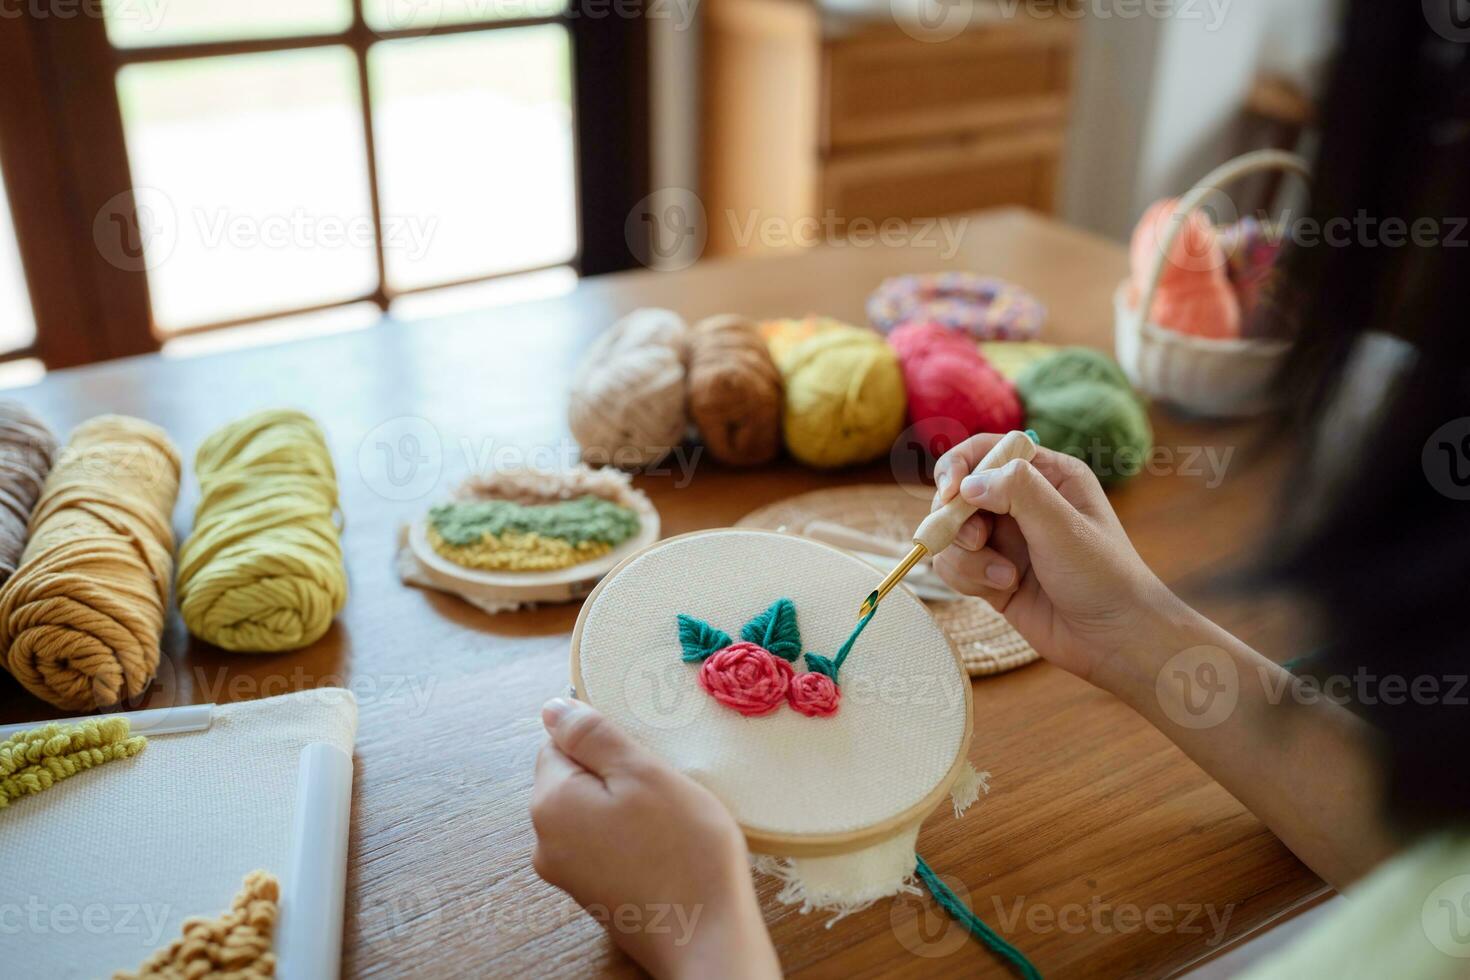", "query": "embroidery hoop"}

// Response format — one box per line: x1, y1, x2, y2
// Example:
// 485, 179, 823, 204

570, 527, 974, 858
